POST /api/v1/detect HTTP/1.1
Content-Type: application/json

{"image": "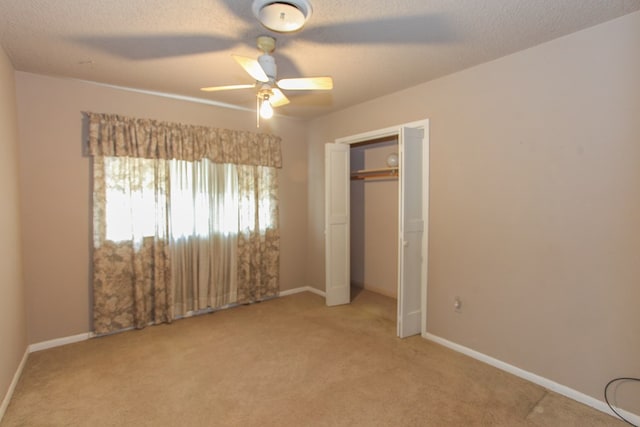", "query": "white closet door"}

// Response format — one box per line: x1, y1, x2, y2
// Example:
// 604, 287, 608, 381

397, 126, 425, 337
325, 143, 350, 306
